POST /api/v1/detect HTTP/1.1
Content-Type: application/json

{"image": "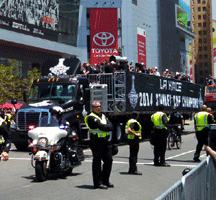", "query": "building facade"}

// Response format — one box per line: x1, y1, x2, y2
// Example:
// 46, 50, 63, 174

190, 0, 214, 85
0, 0, 194, 77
